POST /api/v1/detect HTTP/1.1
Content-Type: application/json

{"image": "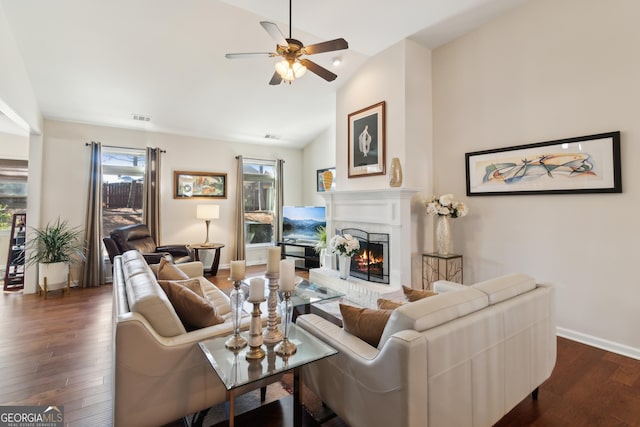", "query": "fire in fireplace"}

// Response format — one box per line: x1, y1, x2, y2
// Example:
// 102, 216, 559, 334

339, 228, 389, 284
